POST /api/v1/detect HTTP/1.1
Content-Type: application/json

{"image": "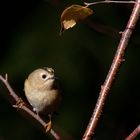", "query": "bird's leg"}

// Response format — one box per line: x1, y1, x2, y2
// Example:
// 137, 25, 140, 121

45, 114, 52, 132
